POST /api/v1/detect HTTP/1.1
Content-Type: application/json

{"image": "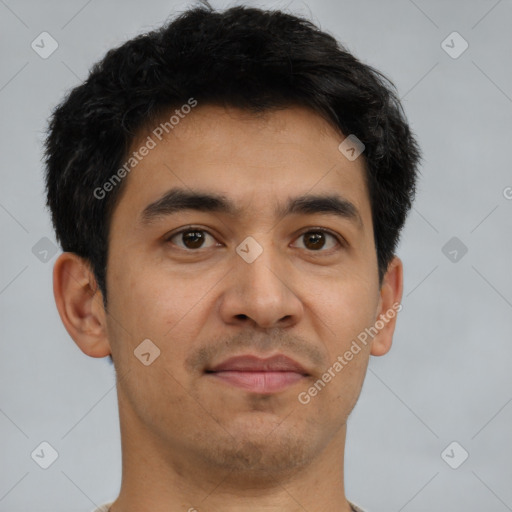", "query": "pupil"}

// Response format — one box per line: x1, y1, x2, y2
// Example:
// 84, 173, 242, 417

183, 231, 204, 248
180, 231, 326, 250
305, 232, 324, 250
